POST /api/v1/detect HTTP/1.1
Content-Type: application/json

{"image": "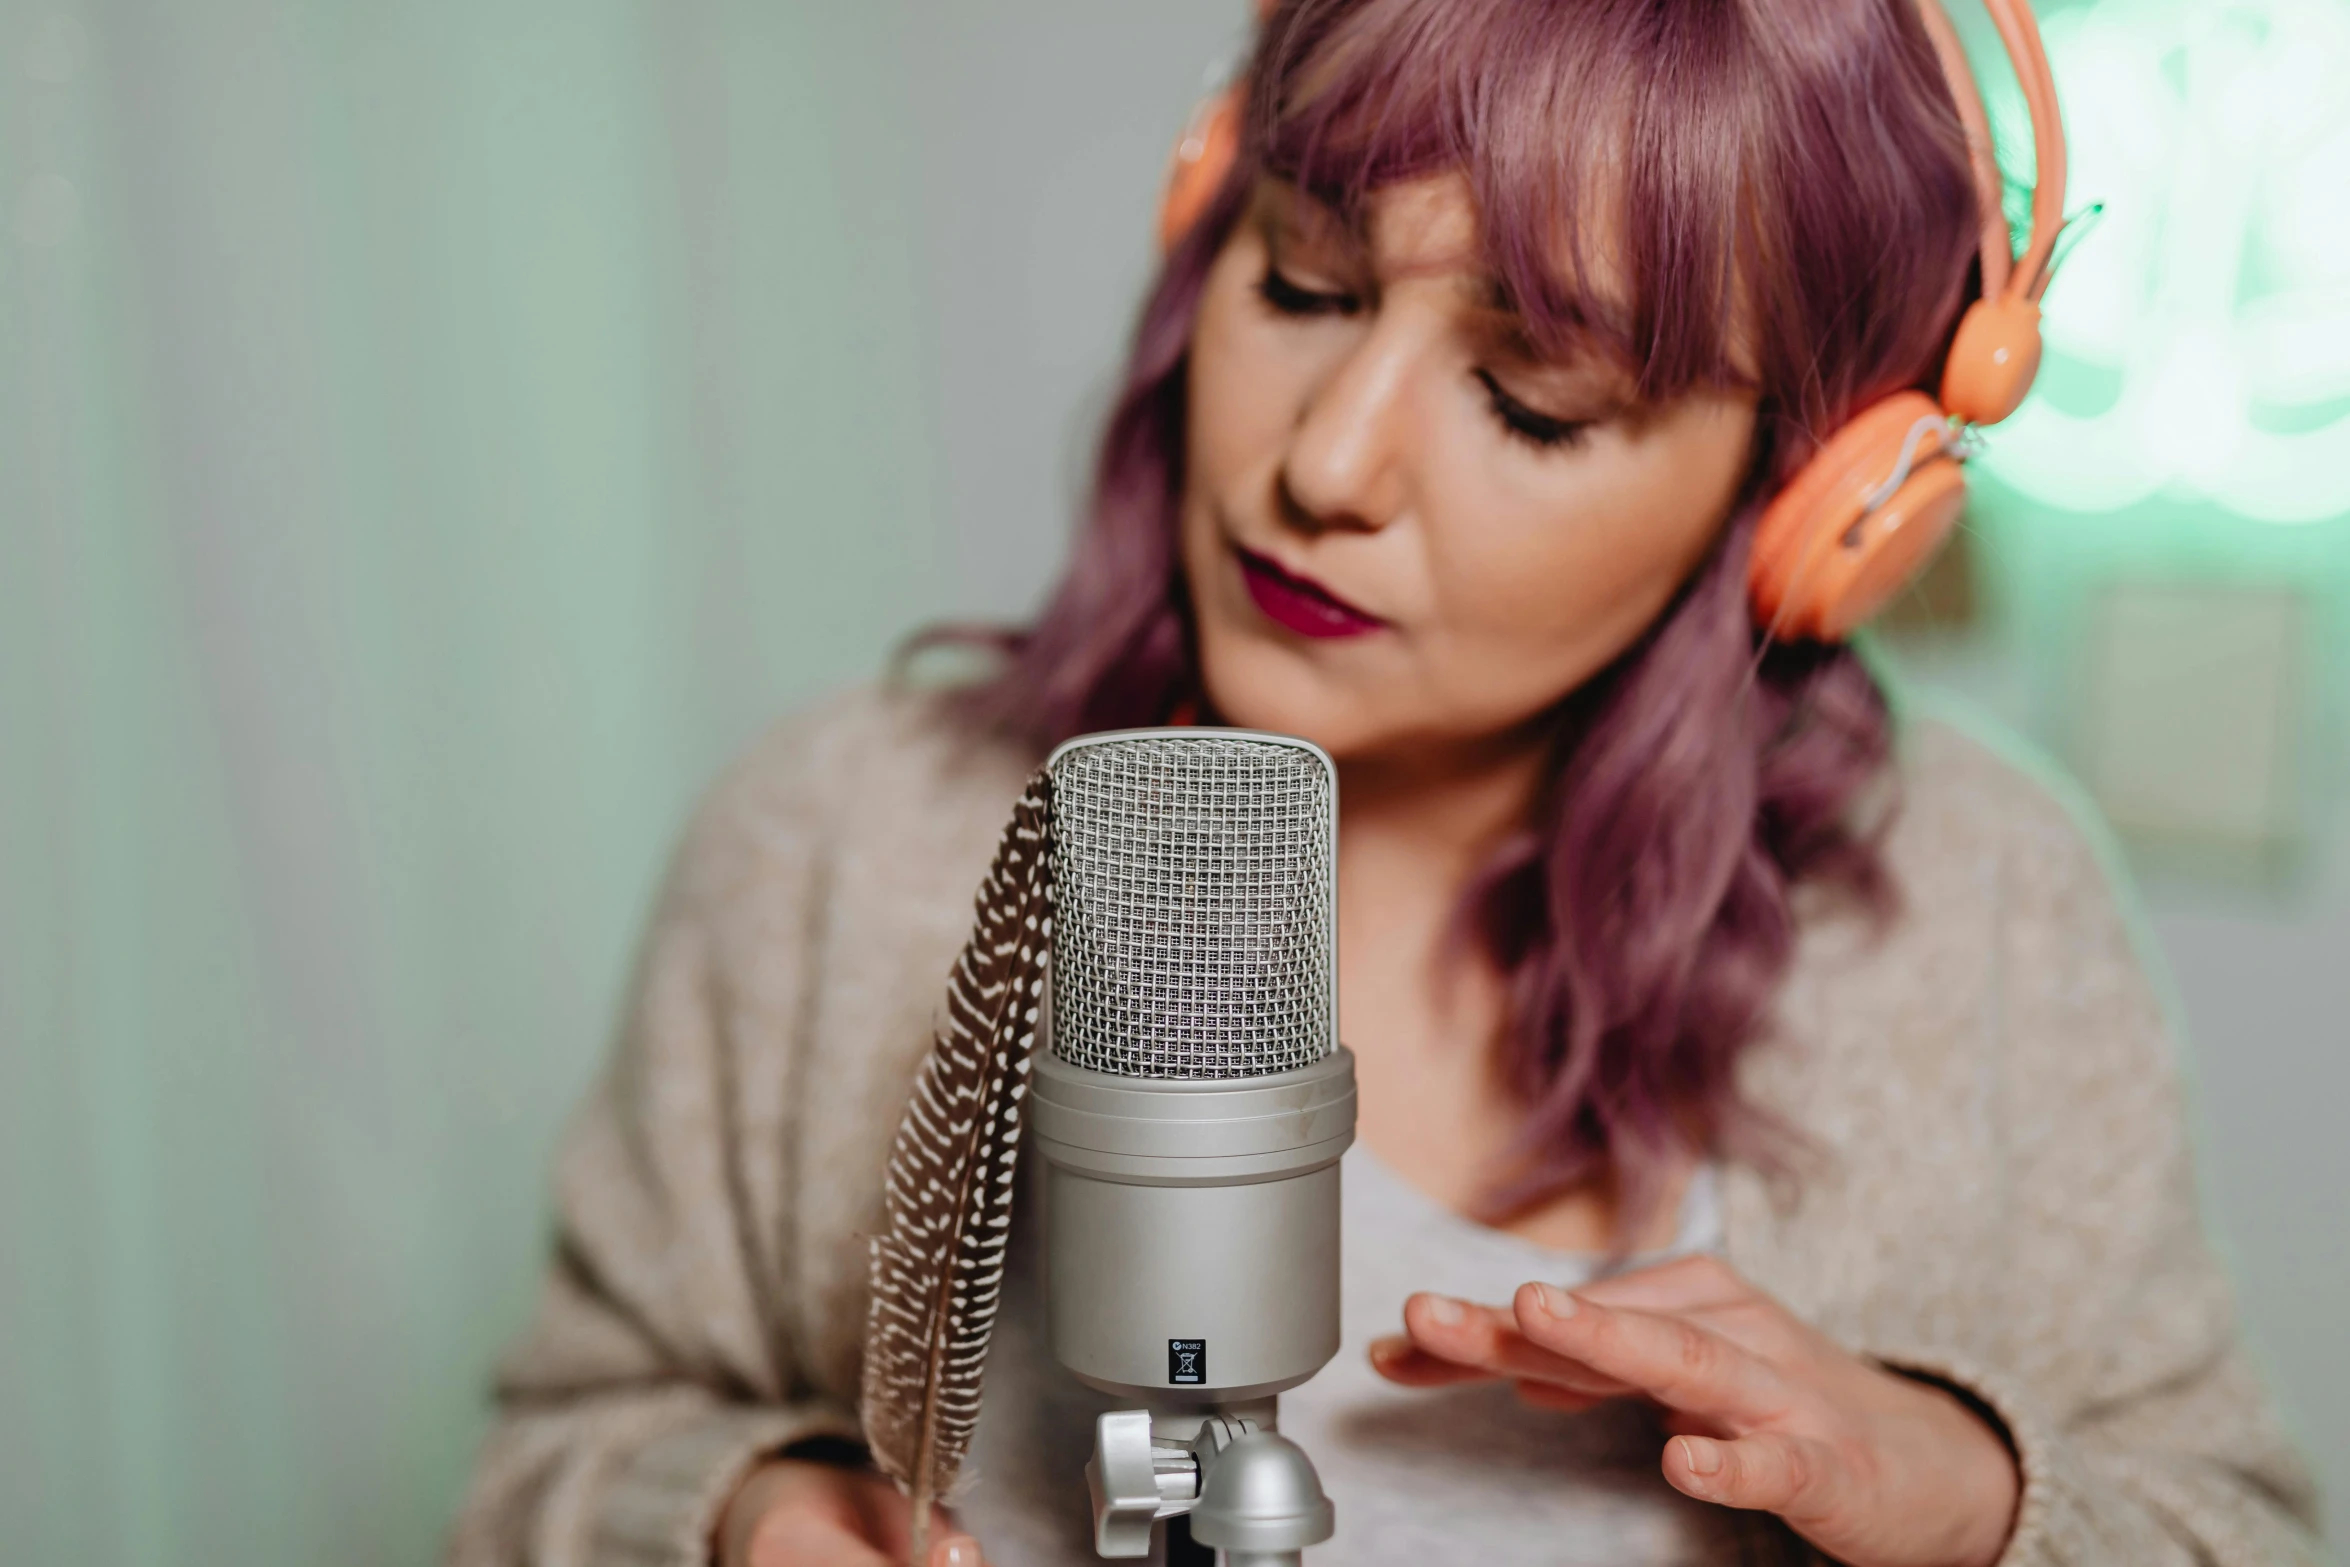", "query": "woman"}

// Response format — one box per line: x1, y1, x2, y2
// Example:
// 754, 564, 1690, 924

448, 1, 2320, 1564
